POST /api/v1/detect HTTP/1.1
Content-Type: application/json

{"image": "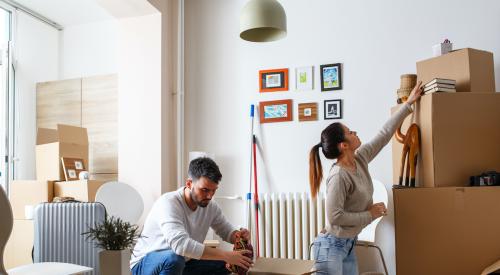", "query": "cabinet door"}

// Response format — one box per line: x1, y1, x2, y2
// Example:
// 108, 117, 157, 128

36, 78, 81, 129
82, 74, 118, 174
